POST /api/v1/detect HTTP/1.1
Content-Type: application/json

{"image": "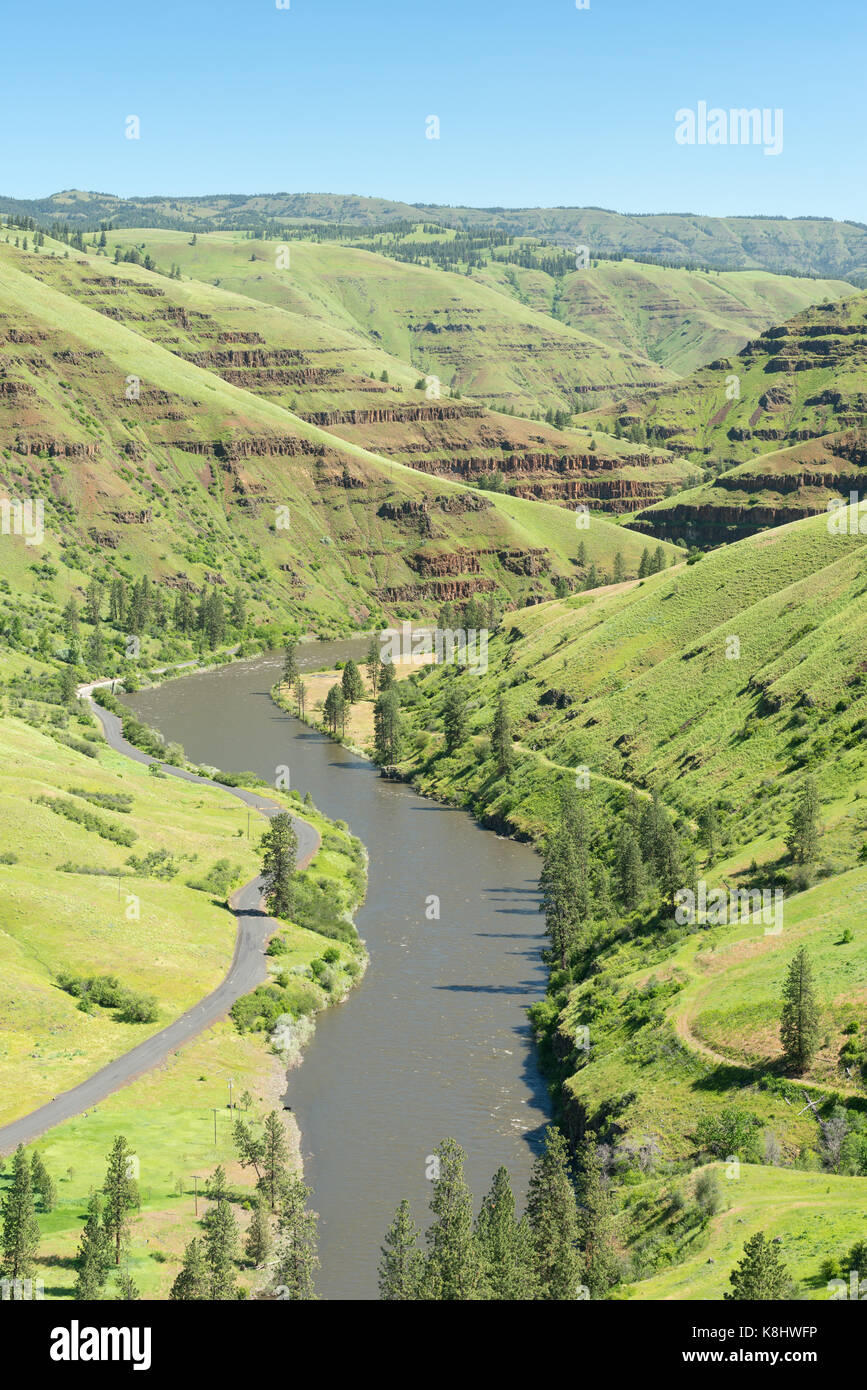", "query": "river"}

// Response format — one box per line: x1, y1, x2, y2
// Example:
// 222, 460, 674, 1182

126, 642, 550, 1300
